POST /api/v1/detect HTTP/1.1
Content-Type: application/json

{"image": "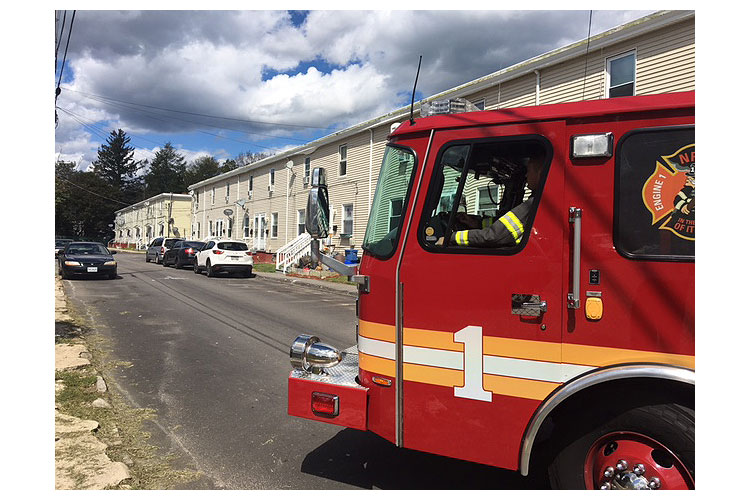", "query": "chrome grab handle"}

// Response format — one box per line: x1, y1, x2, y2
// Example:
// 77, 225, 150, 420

522, 300, 547, 313
568, 207, 582, 309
